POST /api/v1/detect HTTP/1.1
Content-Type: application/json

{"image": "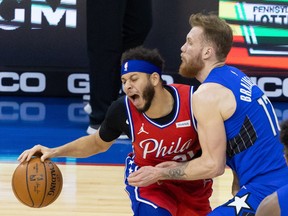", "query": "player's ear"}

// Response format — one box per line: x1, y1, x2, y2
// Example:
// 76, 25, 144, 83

150, 72, 160, 86
203, 46, 213, 59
